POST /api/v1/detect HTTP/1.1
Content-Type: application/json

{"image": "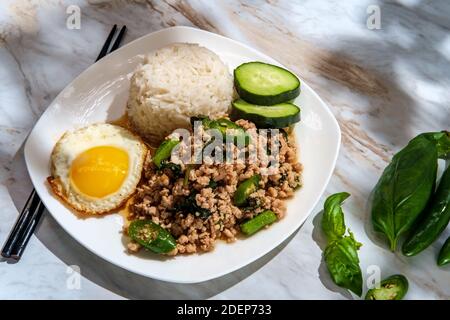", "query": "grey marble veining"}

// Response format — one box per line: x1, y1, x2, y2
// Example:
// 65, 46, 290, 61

0, 0, 449, 299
